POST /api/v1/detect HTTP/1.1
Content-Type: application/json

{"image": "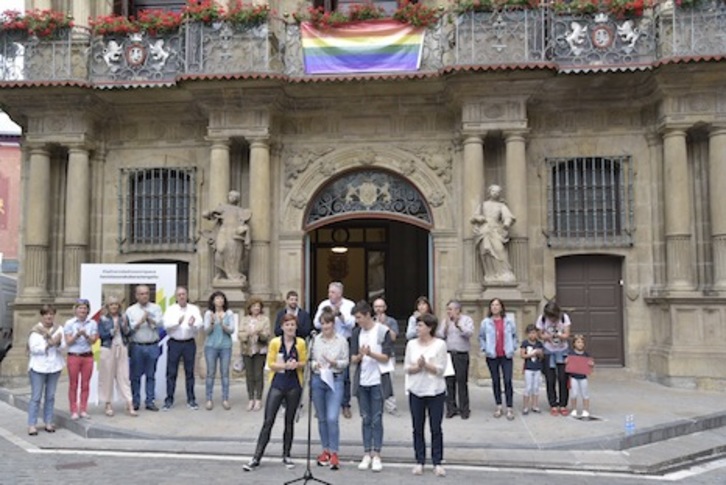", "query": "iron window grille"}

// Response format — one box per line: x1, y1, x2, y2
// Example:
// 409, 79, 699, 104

546, 156, 633, 248
119, 167, 197, 253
